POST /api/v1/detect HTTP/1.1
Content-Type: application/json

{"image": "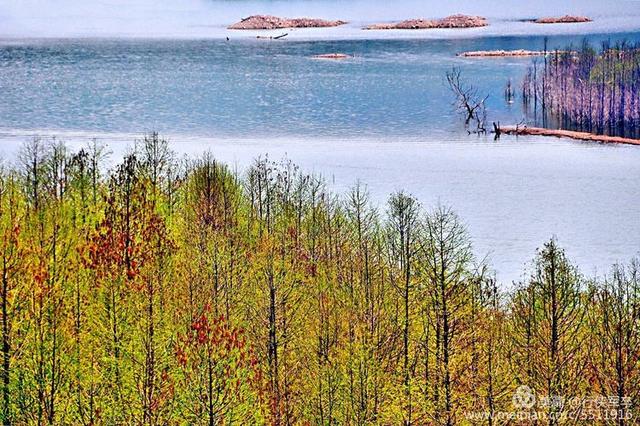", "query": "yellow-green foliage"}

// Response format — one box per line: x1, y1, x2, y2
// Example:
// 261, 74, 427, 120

0, 135, 638, 425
